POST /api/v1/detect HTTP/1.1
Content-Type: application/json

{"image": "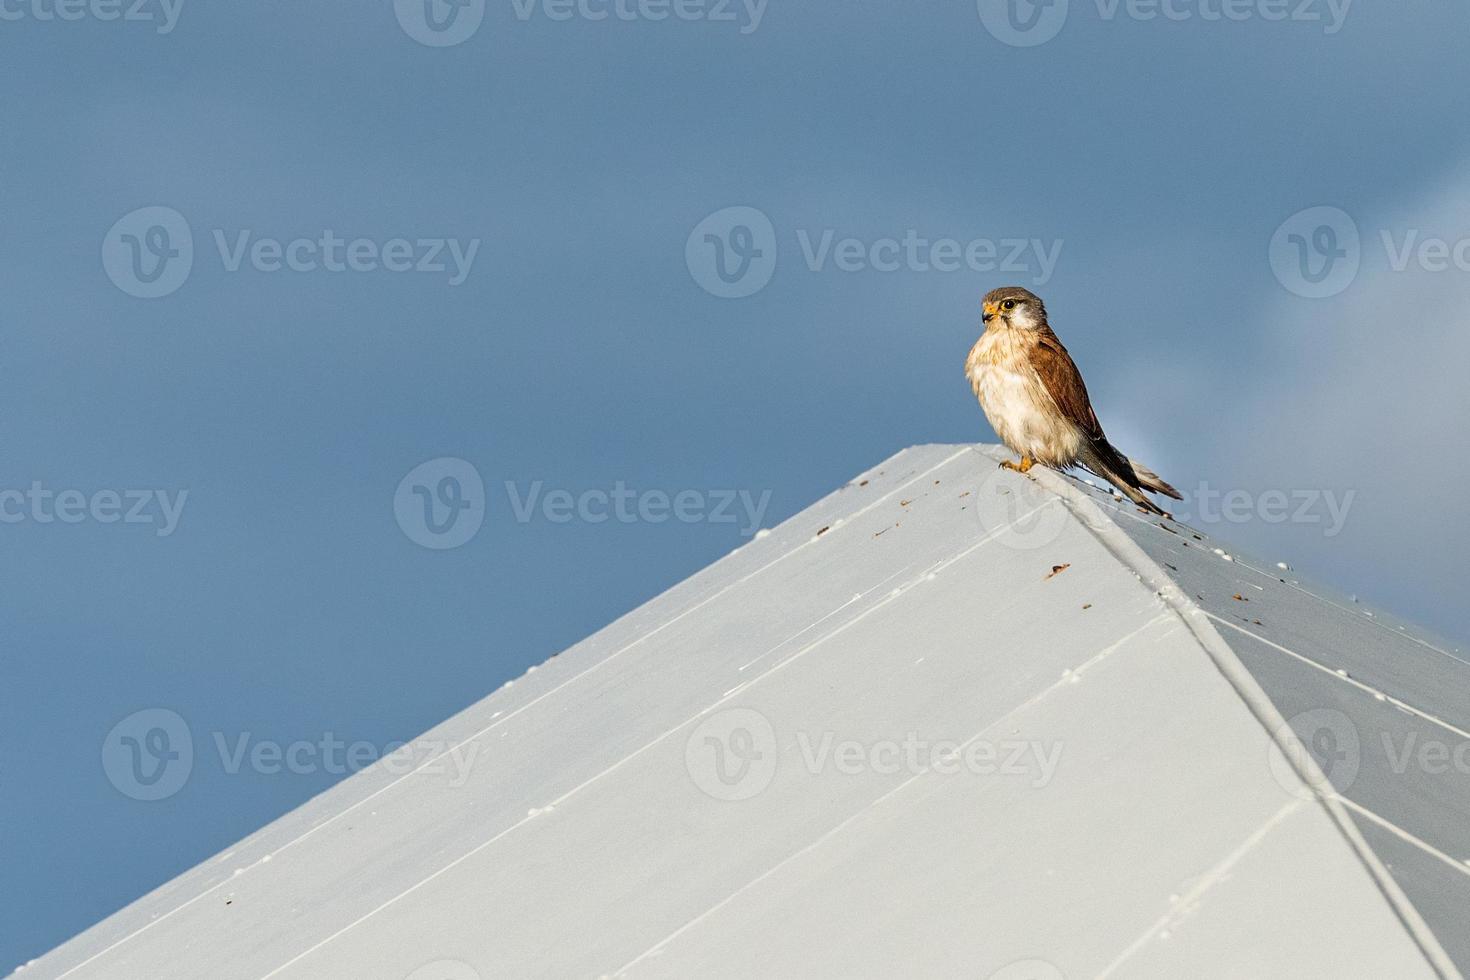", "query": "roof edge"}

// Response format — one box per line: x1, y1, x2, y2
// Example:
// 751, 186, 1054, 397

968, 443, 1459, 979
